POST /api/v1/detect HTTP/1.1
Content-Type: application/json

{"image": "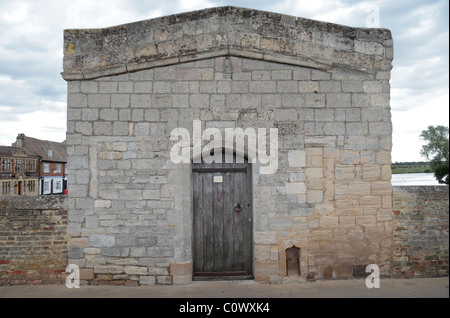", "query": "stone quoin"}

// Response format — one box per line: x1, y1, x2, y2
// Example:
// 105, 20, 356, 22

62, 6, 394, 285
